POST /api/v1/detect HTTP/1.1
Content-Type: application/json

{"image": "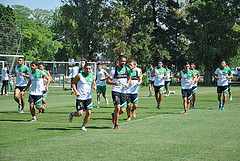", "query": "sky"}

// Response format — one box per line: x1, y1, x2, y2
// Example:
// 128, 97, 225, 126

1, 0, 63, 10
